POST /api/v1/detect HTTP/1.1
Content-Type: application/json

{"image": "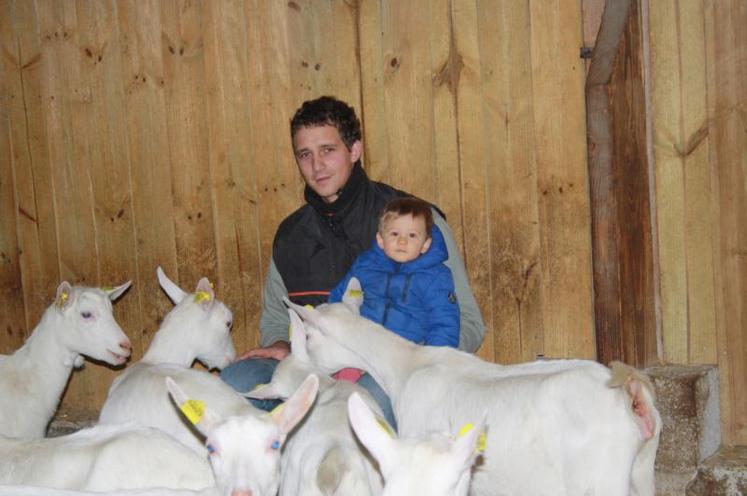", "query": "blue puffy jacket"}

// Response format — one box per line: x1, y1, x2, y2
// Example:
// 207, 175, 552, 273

328, 224, 460, 347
